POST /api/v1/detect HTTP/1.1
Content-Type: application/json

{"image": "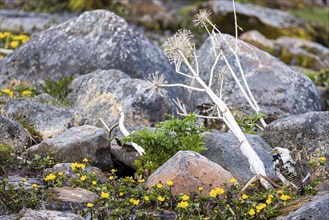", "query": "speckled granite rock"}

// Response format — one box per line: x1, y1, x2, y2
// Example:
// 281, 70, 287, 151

0, 115, 29, 150
19, 209, 84, 220
0, 10, 179, 90
1, 100, 83, 141
185, 34, 320, 120
28, 125, 112, 169
69, 69, 175, 127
